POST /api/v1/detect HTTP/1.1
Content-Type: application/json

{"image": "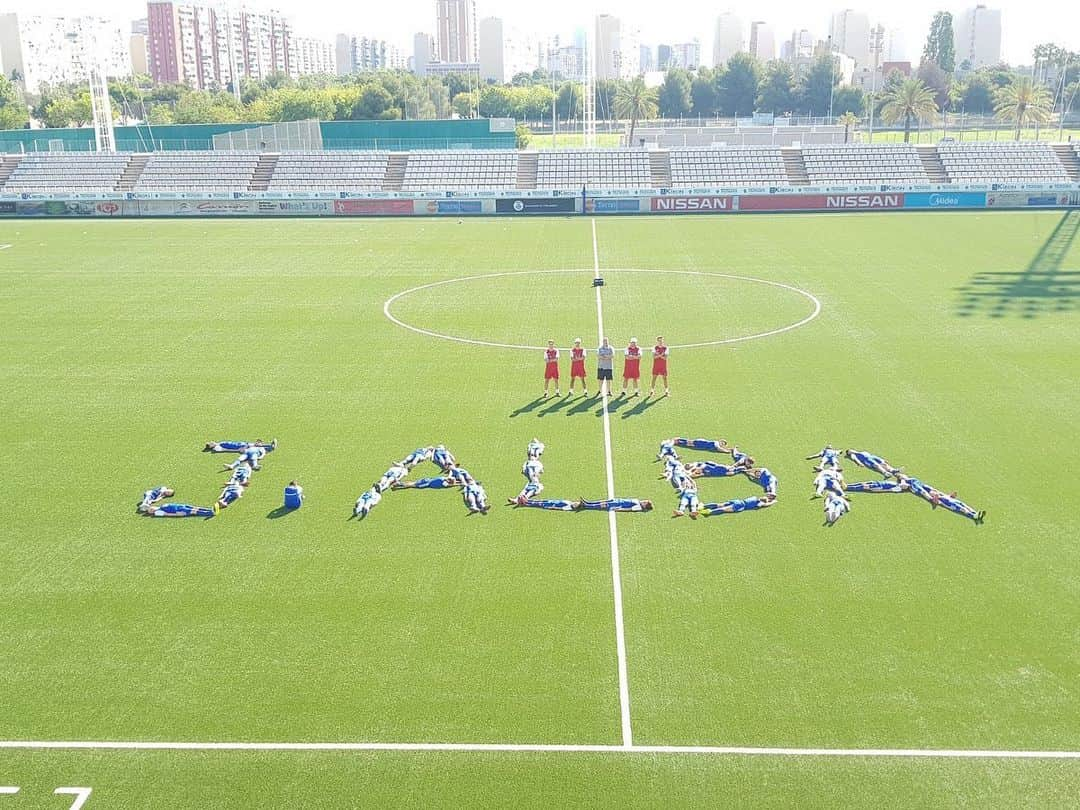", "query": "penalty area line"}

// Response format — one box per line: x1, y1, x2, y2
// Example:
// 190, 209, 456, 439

0, 741, 1077, 758
592, 218, 633, 749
